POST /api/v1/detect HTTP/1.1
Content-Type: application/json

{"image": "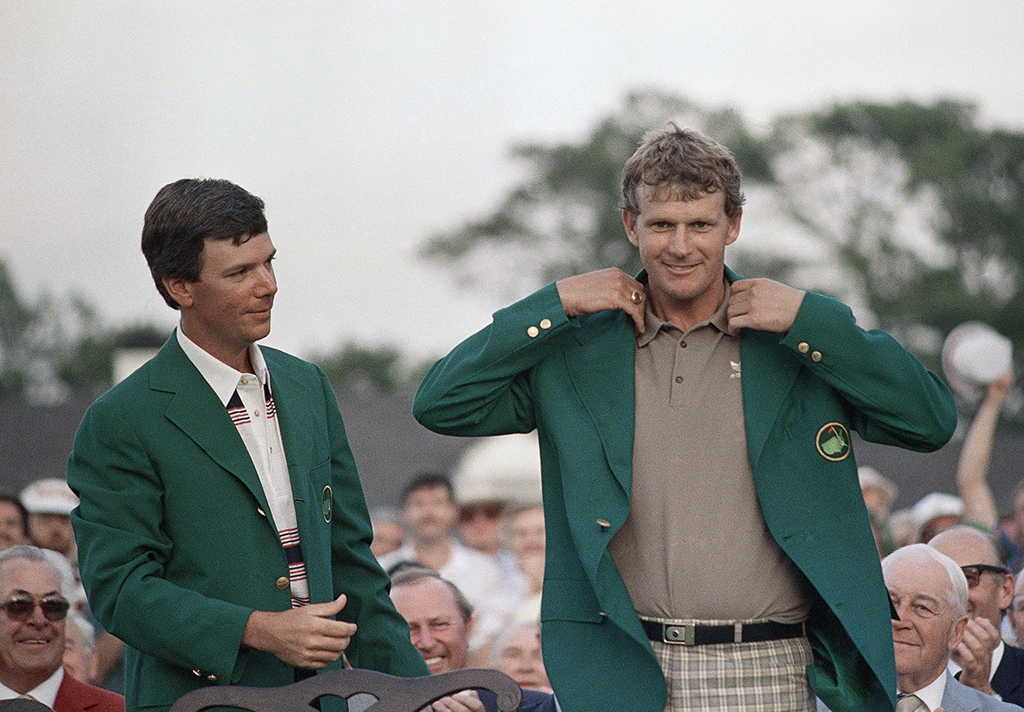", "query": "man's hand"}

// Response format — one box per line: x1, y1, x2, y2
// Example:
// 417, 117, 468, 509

241, 594, 357, 669
726, 278, 805, 336
951, 617, 1001, 696
428, 691, 484, 712
556, 268, 646, 335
